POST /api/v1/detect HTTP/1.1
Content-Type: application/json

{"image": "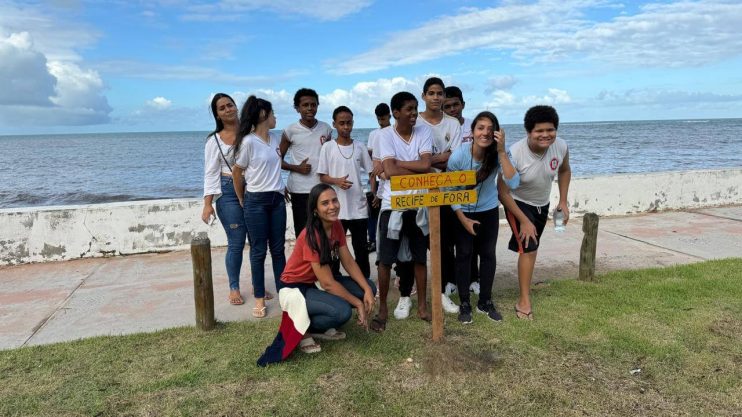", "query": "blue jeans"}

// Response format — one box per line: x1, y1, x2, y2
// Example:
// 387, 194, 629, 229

244, 191, 287, 299
305, 276, 377, 332
215, 176, 246, 291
